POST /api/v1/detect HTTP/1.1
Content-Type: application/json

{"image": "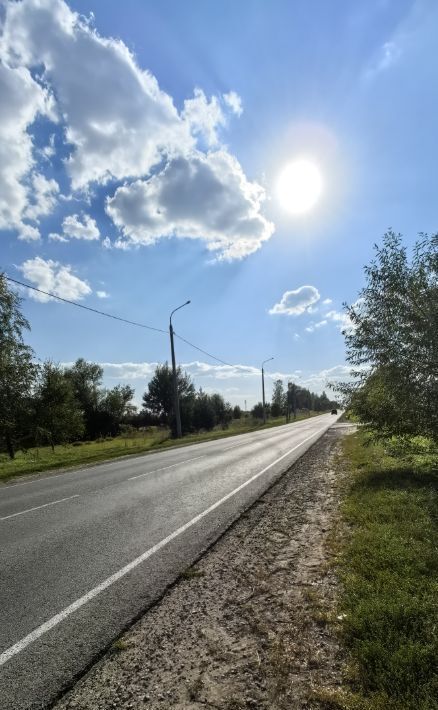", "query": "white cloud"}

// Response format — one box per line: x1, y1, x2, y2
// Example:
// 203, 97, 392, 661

25, 173, 59, 221
106, 150, 274, 260
0, 60, 54, 234
182, 89, 243, 147
376, 41, 402, 72
41, 133, 56, 159
96, 360, 355, 408
96, 290, 109, 298
305, 319, 327, 333
269, 285, 321, 316
297, 364, 358, 393
0, 0, 273, 259
18, 256, 92, 301
99, 362, 159, 380
0, 0, 193, 190
366, 40, 403, 79
17, 223, 41, 242
322, 298, 332, 305
49, 232, 68, 242
182, 88, 225, 147
223, 91, 243, 117
326, 309, 353, 331
102, 237, 112, 249
62, 213, 100, 240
